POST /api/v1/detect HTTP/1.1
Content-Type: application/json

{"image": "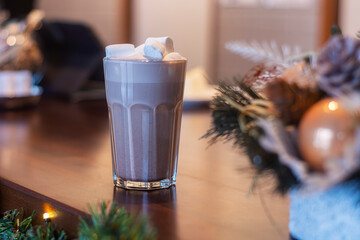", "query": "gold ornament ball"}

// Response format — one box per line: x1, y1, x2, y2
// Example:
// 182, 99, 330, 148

298, 98, 354, 171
